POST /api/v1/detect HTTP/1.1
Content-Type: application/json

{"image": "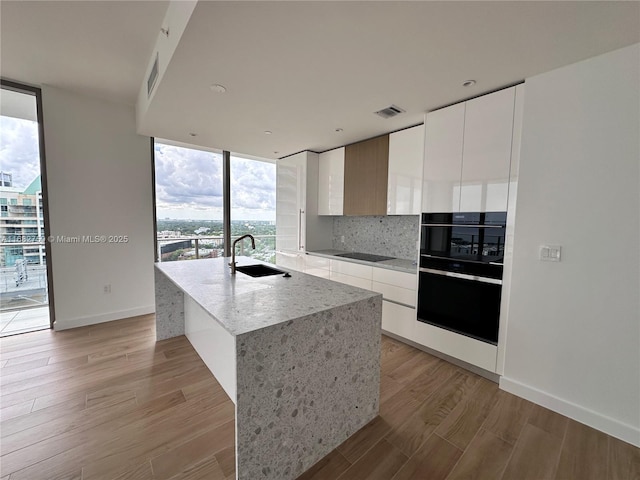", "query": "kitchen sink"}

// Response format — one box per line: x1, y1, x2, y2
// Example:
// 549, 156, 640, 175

235, 264, 287, 277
